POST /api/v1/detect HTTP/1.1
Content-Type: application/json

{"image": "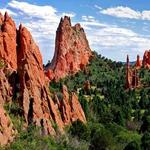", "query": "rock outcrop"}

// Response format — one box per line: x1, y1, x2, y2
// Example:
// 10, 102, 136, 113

0, 12, 17, 145
126, 55, 140, 89
0, 104, 16, 145
135, 55, 142, 69
142, 50, 150, 69
0, 67, 16, 145
0, 12, 17, 70
55, 85, 86, 125
0, 12, 87, 145
17, 25, 64, 135
45, 16, 92, 81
